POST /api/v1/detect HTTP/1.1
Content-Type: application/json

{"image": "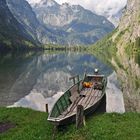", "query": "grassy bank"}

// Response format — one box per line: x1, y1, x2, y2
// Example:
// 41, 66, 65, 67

0, 107, 140, 140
